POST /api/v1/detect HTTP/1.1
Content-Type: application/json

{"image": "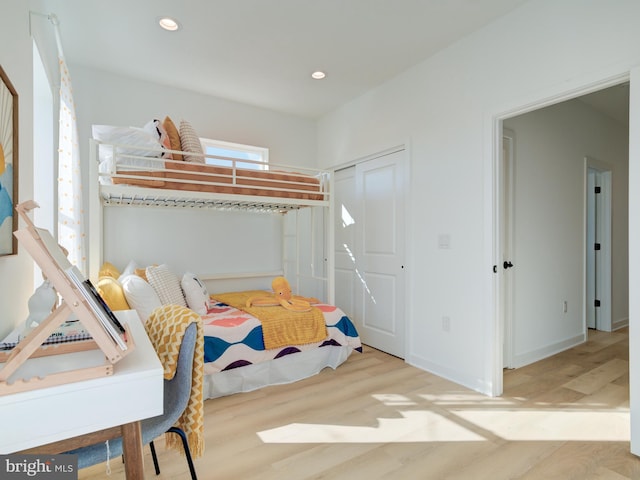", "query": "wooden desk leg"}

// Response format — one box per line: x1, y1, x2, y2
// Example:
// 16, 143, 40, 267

121, 421, 144, 480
